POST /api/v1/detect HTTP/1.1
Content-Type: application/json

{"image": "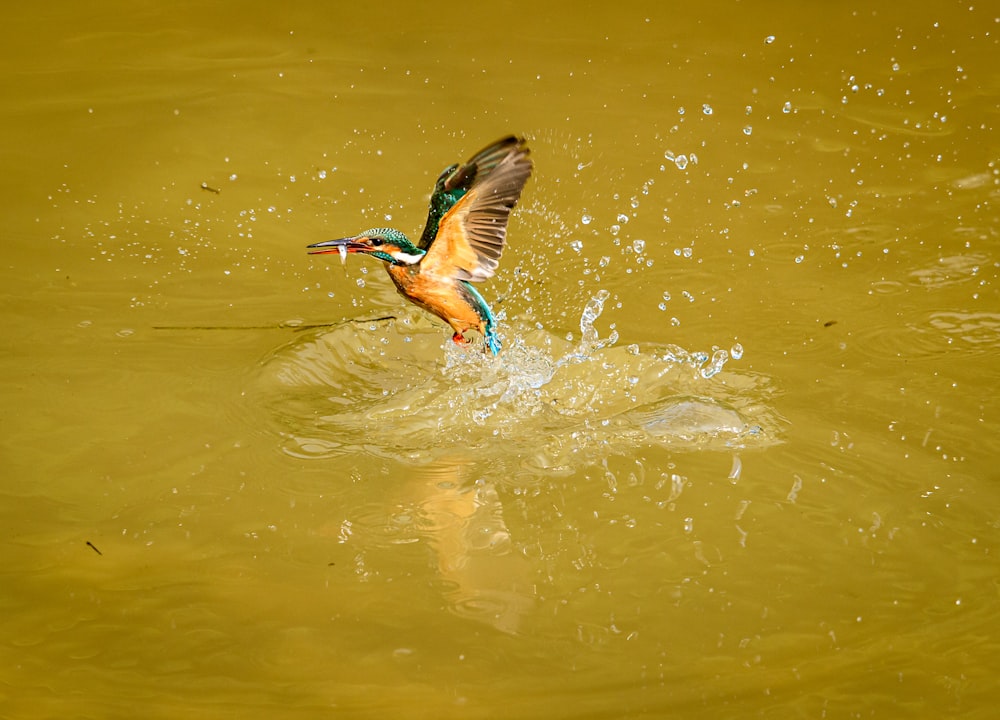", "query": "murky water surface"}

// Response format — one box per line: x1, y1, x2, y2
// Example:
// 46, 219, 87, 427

2, 2, 998, 718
